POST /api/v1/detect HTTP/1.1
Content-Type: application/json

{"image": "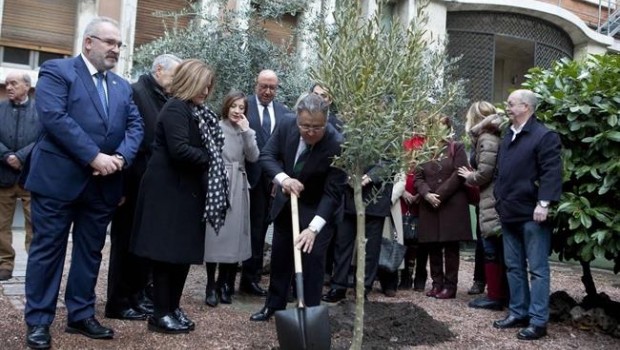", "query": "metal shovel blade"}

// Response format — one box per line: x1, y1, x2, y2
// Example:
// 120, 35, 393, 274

274, 194, 331, 350
275, 304, 331, 350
